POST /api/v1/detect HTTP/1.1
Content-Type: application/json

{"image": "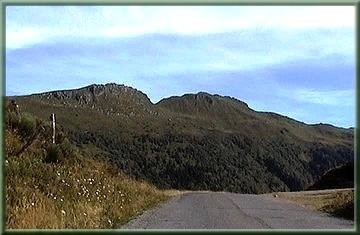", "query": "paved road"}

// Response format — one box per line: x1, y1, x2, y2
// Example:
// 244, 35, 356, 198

121, 191, 354, 230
